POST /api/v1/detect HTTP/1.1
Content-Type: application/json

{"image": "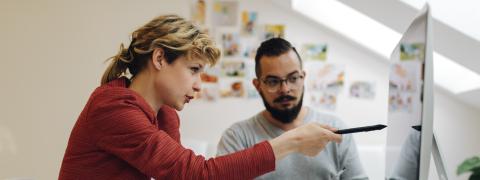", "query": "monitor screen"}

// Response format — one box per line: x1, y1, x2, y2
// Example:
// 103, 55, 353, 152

385, 5, 434, 180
